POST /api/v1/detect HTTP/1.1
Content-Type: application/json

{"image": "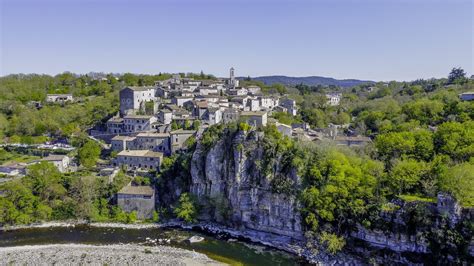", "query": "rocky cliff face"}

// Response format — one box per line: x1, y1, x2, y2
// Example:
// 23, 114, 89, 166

190, 130, 303, 241
186, 129, 473, 264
